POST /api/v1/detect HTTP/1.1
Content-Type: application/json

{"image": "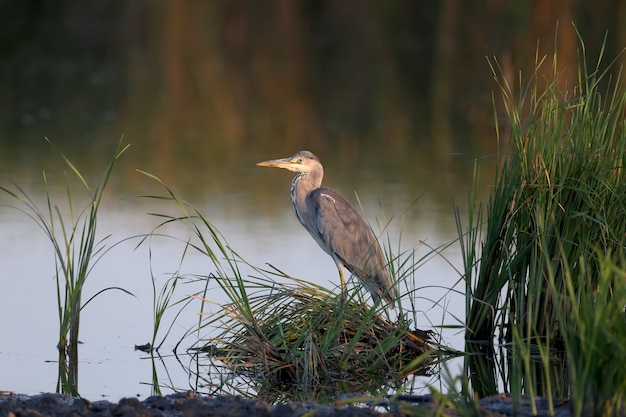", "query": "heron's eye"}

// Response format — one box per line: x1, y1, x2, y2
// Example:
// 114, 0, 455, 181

291, 157, 304, 164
